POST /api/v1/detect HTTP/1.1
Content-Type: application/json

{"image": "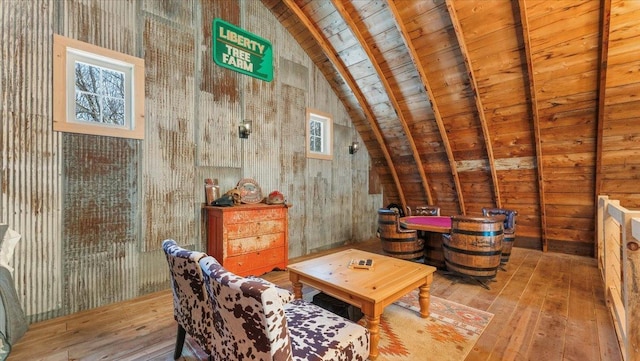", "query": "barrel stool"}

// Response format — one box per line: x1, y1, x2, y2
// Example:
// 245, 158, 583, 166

482, 208, 517, 269
442, 215, 504, 289
406, 205, 441, 216
377, 208, 424, 261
